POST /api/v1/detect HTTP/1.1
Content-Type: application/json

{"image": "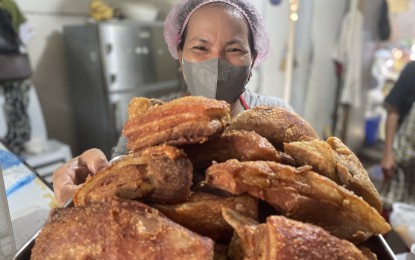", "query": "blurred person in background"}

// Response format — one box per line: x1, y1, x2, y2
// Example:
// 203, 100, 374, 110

0, 0, 34, 154
380, 60, 415, 215
52, 0, 293, 206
